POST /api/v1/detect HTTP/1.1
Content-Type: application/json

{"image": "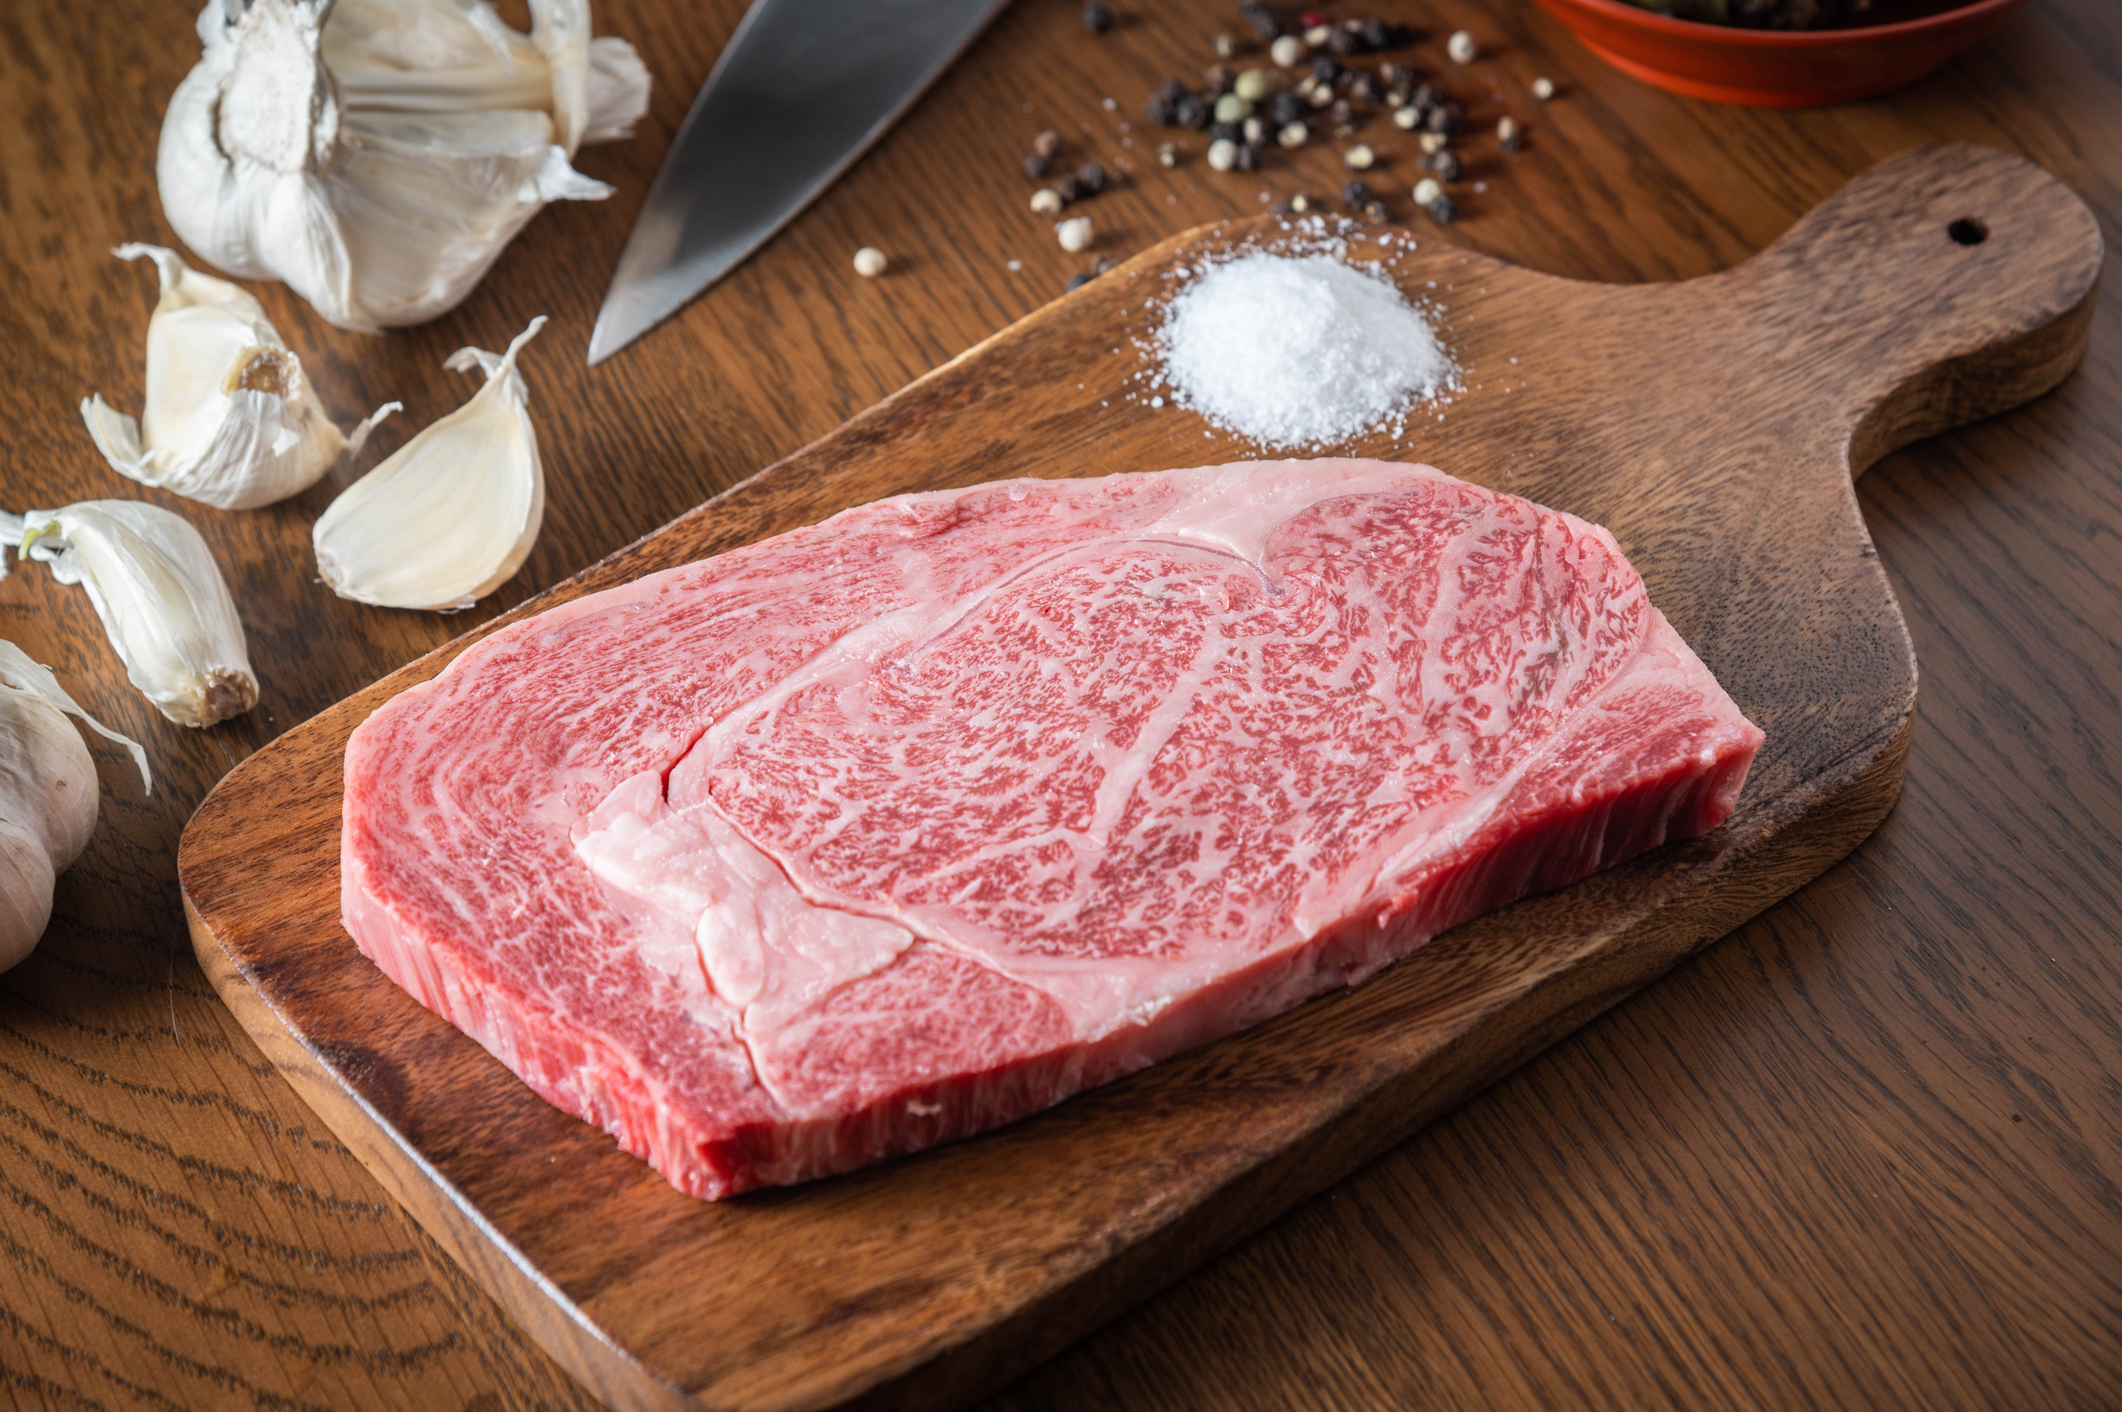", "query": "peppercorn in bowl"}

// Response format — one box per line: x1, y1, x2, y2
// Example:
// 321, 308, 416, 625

1528, 0, 2032, 105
